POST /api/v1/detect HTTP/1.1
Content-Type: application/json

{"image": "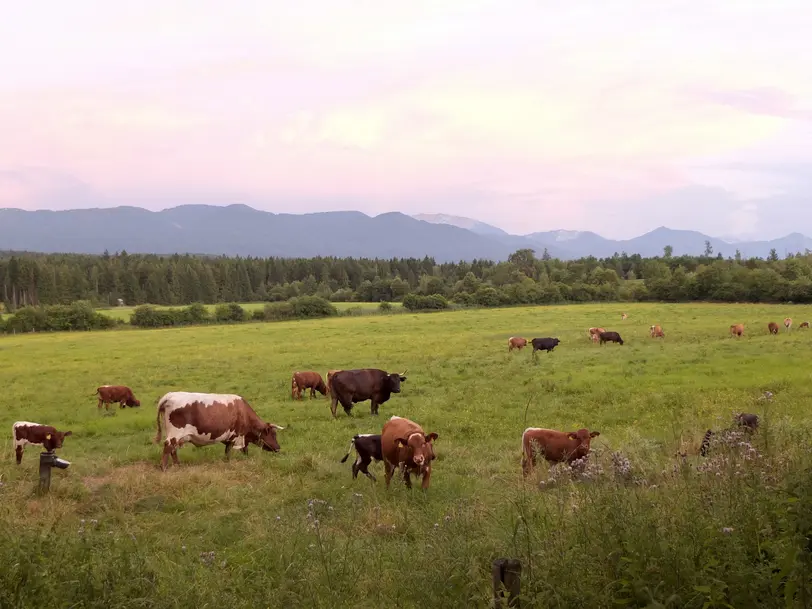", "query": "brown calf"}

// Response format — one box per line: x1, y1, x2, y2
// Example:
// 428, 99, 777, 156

768, 322, 779, 335
650, 324, 664, 338
800, 321, 809, 329
291, 371, 328, 399
95, 385, 140, 410
381, 415, 438, 490
13, 421, 72, 464
621, 313, 628, 320
521, 427, 600, 476
508, 337, 527, 352
730, 323, 744, 337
